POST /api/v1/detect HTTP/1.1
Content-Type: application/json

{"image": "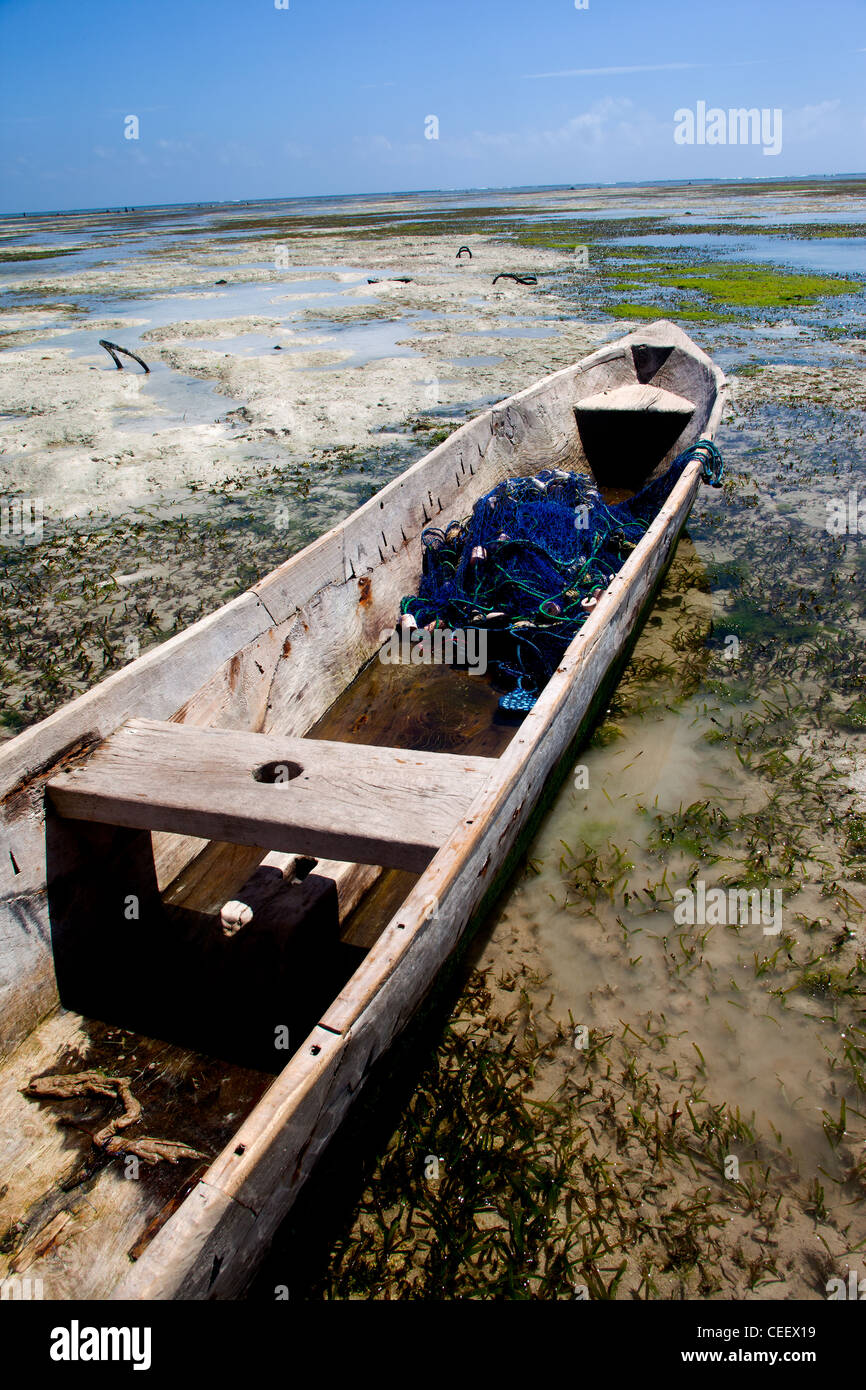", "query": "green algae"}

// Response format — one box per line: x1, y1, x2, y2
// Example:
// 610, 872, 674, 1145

606, 261, 859, 311
653, 263, 857, 308
607, 301, 738, 324
0, 247, 81, 263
